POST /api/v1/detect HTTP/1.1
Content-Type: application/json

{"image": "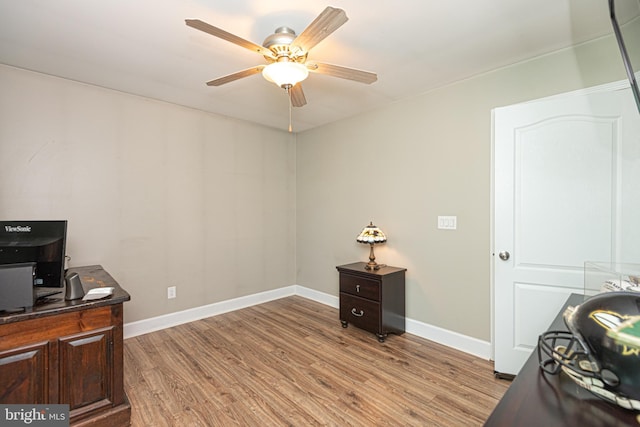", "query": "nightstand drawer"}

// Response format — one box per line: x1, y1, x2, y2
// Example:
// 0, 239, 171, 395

339, 274, 380, 301
339, 293, 380, 333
